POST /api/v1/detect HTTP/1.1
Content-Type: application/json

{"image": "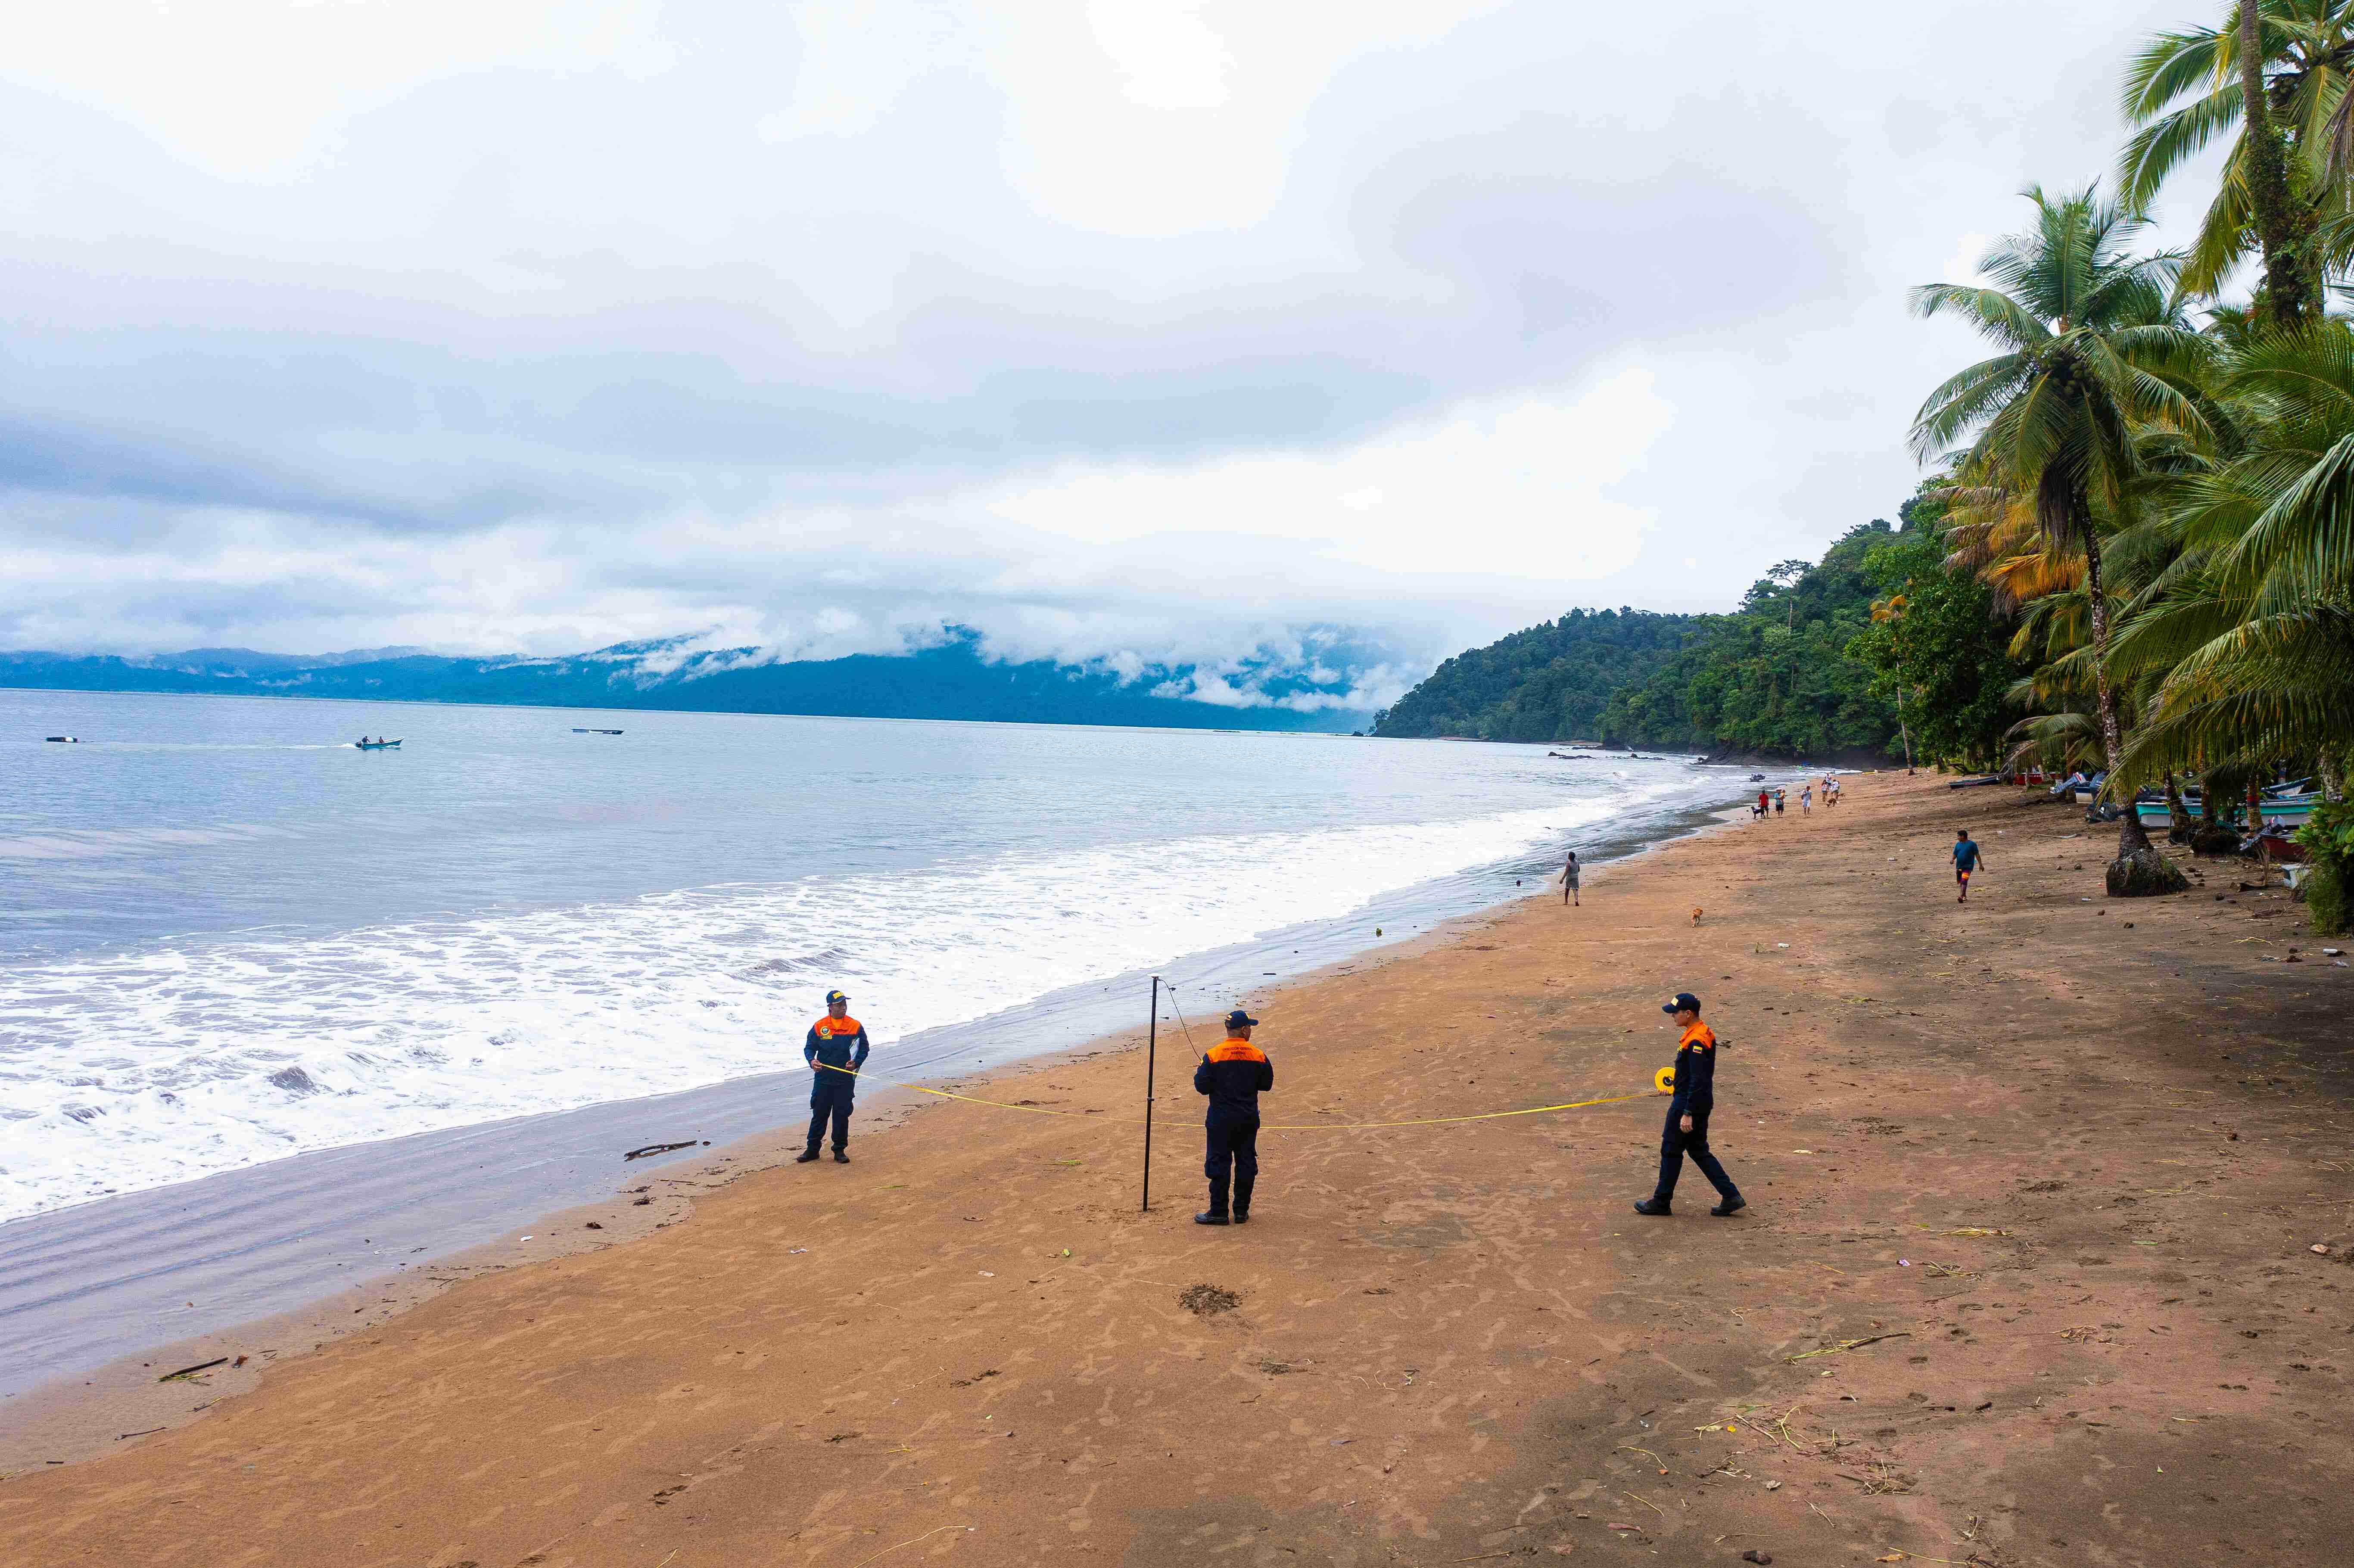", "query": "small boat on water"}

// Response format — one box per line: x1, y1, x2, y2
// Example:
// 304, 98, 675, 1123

571, 728, 626, 735
44, 735, 78, 743
355, 739, 402, 750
